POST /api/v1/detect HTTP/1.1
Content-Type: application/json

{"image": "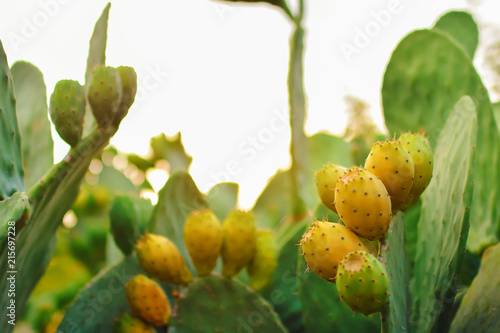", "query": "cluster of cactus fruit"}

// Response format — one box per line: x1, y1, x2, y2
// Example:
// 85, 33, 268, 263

113, 208, 278, 331
301, 132, 433, 315
49, 65, 137, 147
